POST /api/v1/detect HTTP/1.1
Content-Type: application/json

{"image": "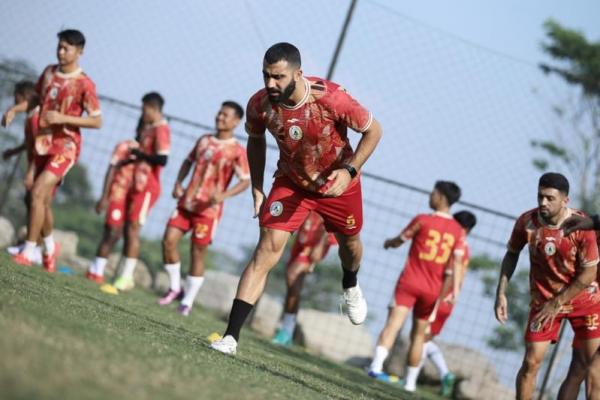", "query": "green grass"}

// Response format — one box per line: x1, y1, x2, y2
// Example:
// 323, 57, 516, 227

0, 253, 442, 400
